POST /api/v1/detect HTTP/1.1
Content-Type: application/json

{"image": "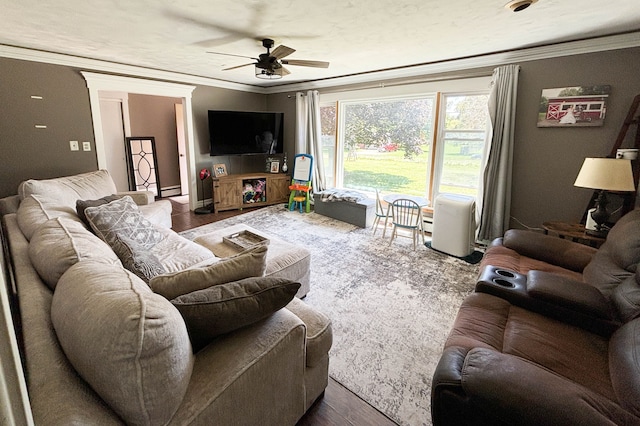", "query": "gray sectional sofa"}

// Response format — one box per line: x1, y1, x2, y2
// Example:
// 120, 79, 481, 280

0, 170, 332, 425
